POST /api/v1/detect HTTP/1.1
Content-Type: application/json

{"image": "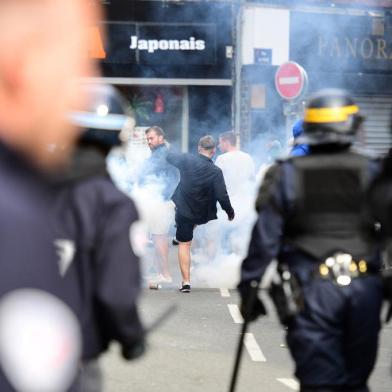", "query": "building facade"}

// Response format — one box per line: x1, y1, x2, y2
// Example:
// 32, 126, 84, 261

238, 0, 392, 155
93, 0, 235, 152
